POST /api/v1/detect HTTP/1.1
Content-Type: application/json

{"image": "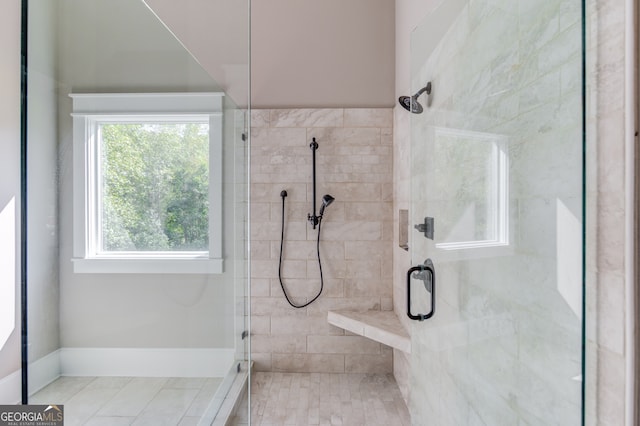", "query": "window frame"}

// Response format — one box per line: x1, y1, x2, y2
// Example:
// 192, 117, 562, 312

70, 93, 224, 274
